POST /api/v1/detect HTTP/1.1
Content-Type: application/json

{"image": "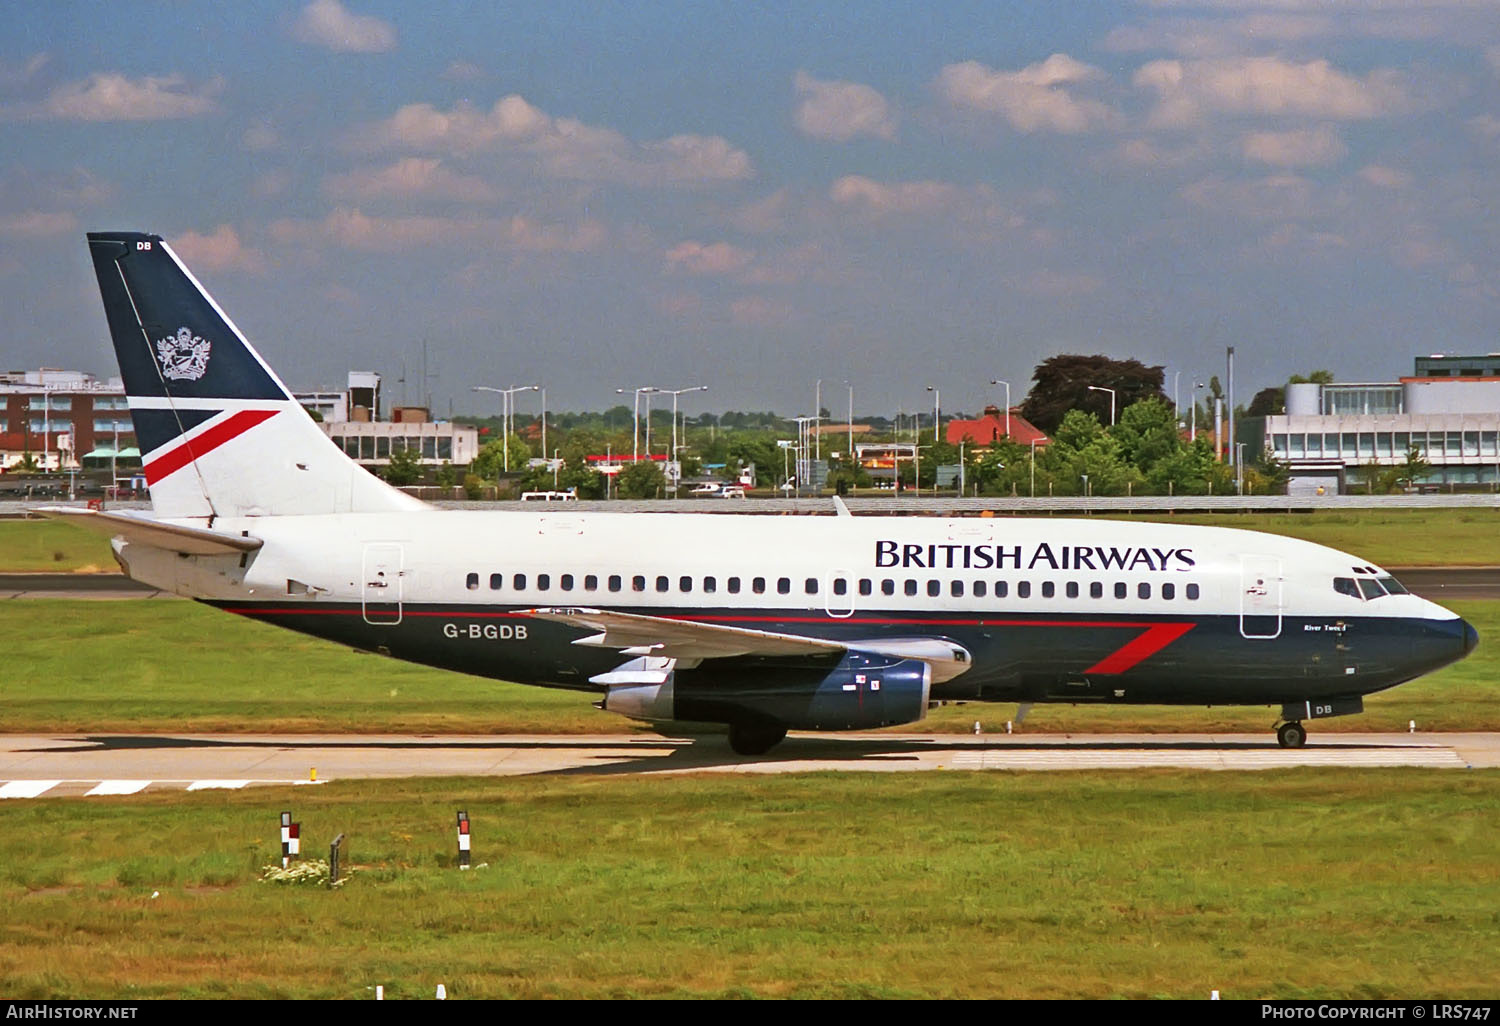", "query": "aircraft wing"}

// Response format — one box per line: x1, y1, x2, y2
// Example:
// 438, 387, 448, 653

525, 606, 973, 681
29, 507, 263, 556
